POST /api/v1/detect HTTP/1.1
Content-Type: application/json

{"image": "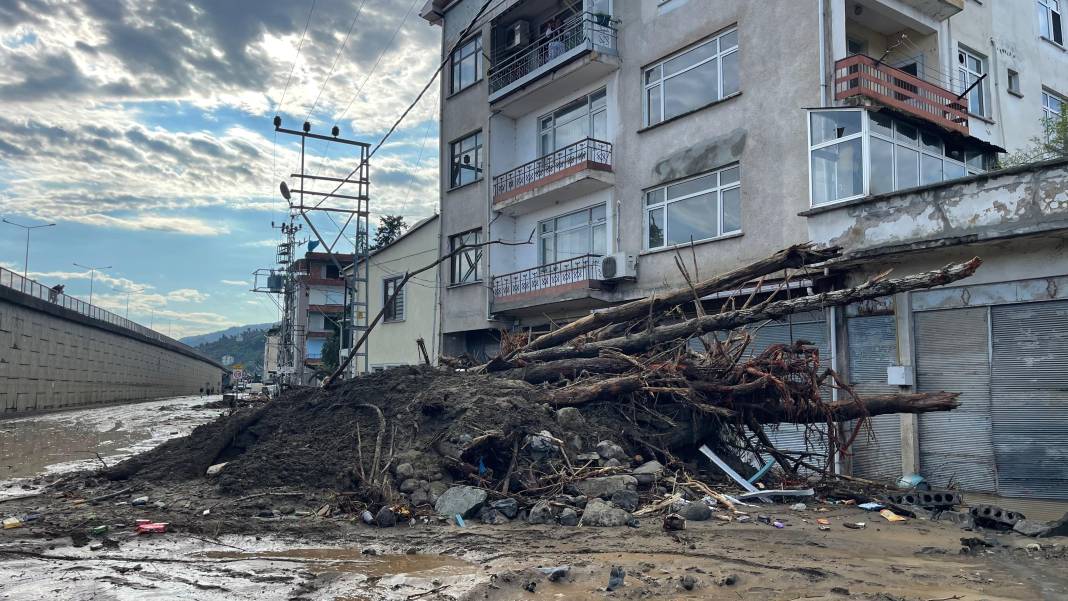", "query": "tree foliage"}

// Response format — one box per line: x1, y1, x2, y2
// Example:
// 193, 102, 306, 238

321, 330, 340, 373
1001, 111, 1068, 168
371, 215, 408, 251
